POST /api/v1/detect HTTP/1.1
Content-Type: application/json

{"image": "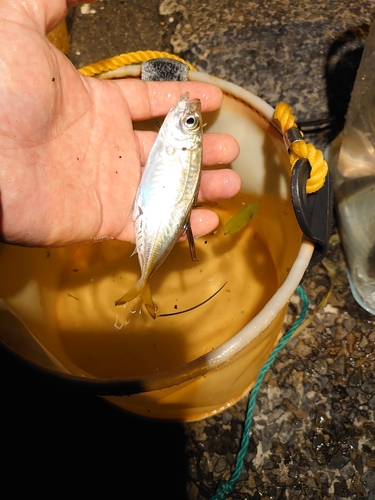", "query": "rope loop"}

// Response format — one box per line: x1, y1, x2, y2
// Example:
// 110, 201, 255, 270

274, 102, 328, 194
